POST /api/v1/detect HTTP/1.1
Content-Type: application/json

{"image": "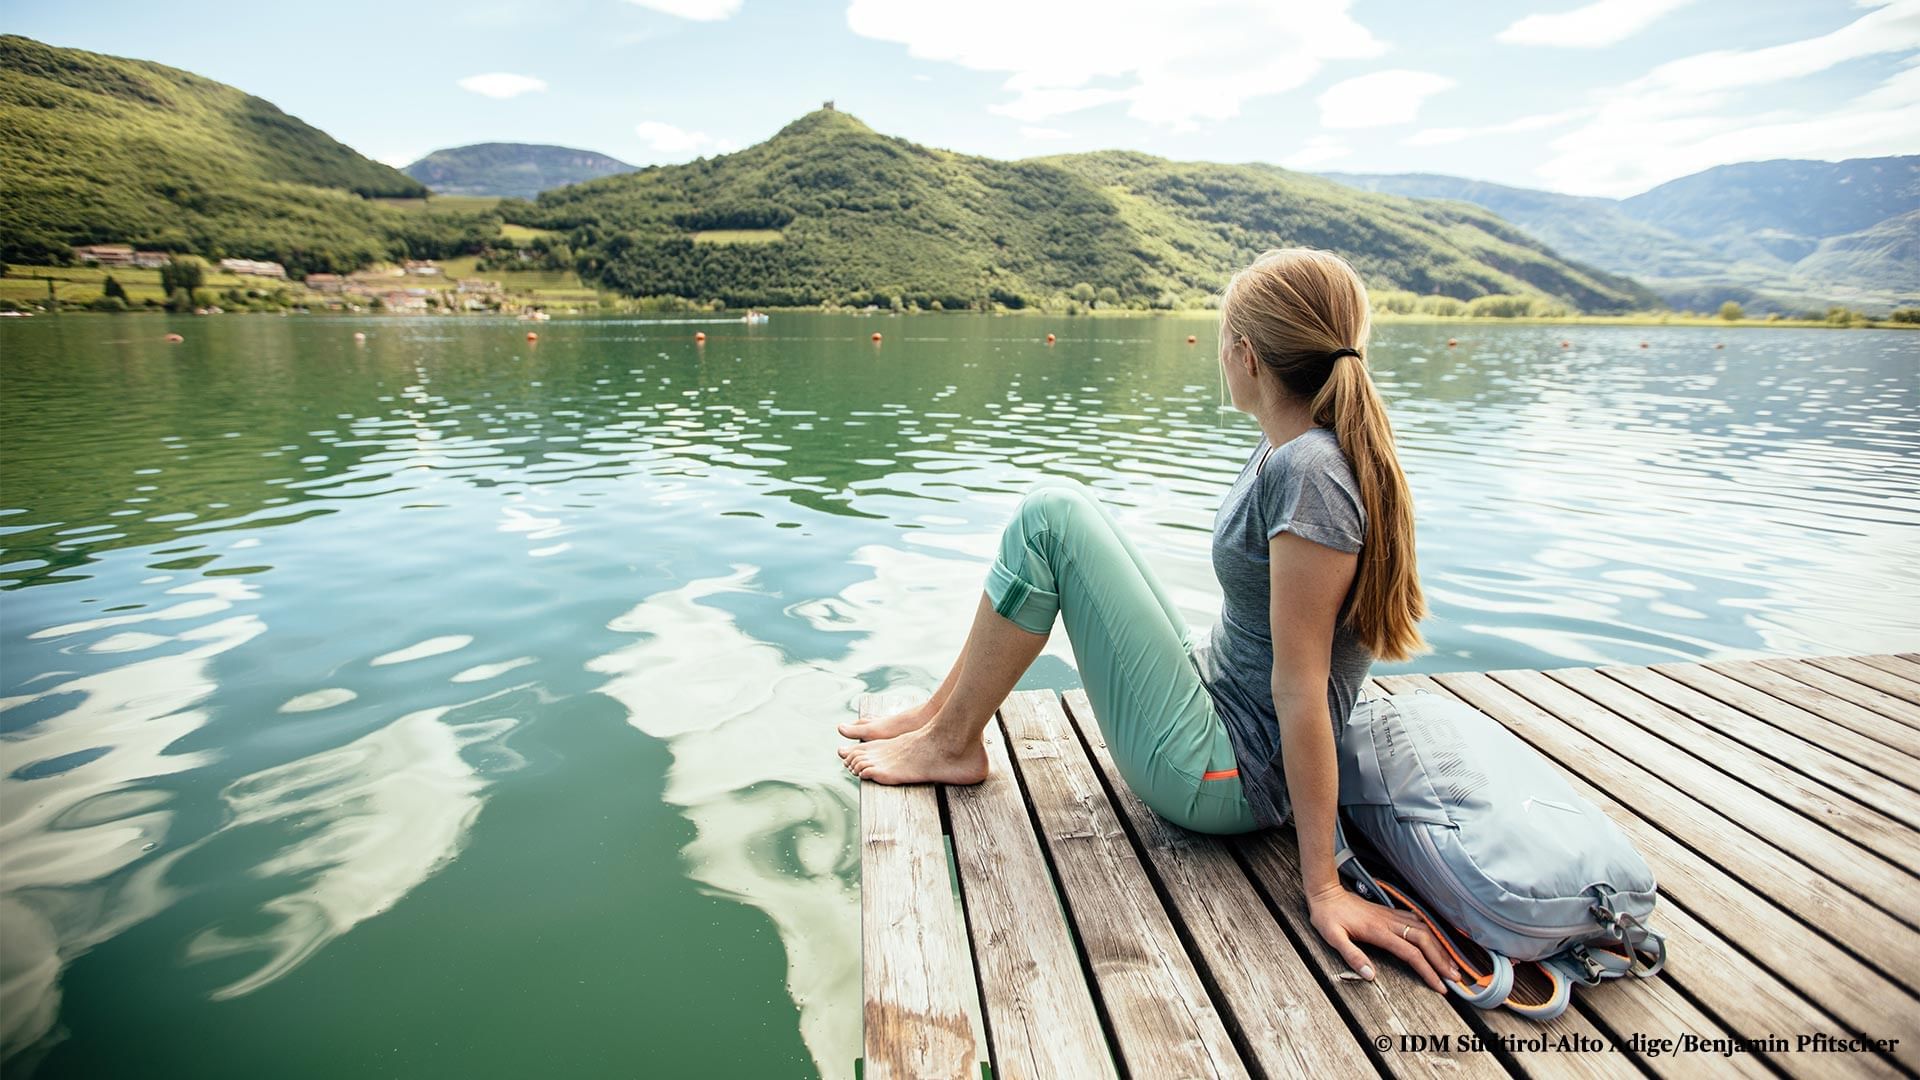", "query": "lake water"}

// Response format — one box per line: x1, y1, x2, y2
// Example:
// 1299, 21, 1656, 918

1, 313, 1915, 1077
